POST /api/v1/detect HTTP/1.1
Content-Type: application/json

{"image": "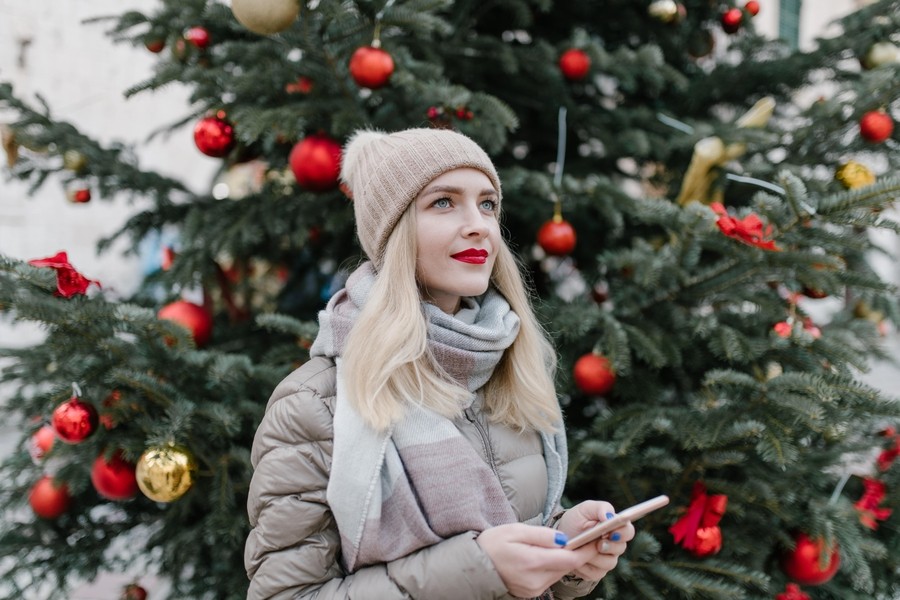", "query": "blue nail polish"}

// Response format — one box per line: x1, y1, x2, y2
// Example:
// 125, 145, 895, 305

555, 531, 568, 546
606, 512, 615, 520
611, 532, 621, 542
